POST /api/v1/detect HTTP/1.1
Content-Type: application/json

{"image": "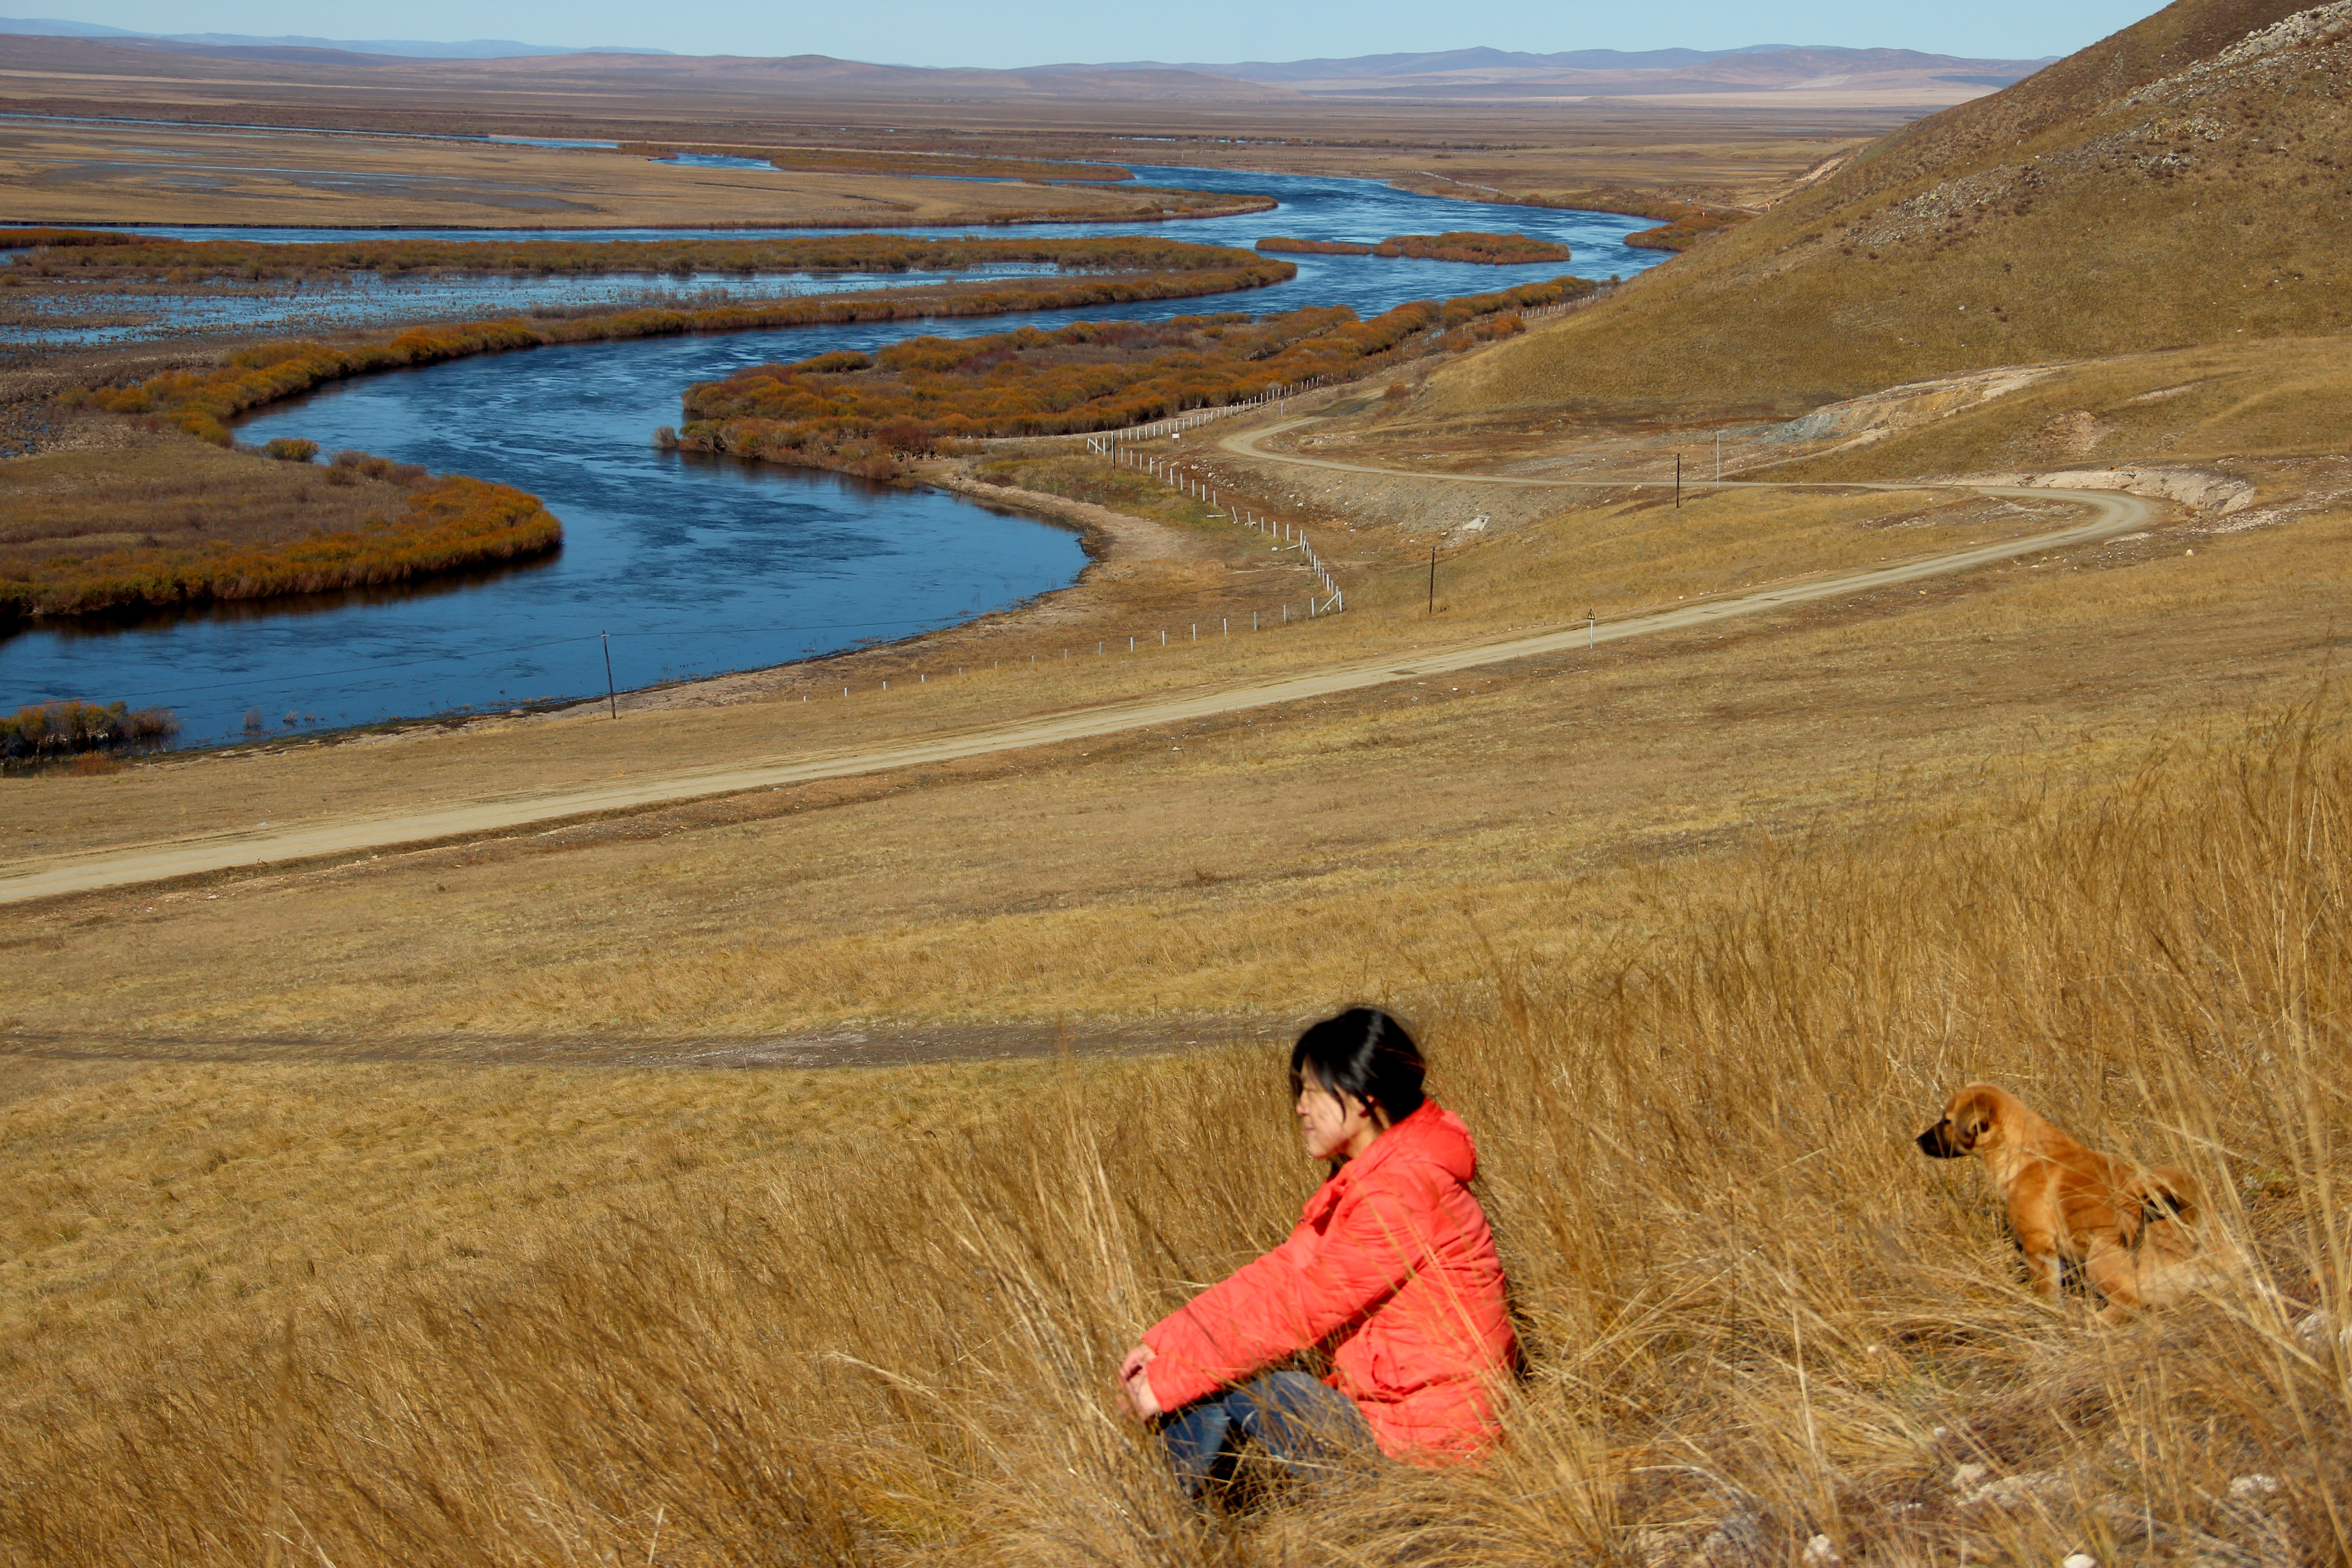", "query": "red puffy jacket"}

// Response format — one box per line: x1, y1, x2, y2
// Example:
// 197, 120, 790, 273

1142, 1099, 1516, 1463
